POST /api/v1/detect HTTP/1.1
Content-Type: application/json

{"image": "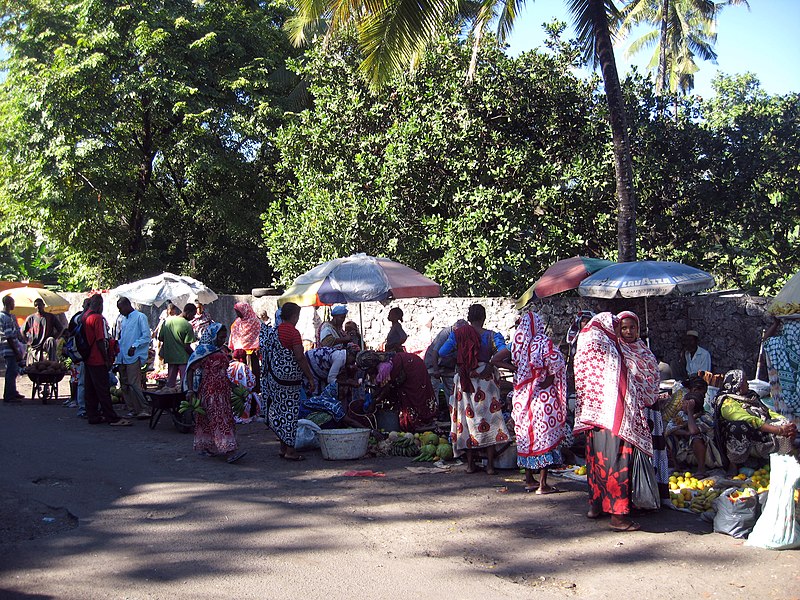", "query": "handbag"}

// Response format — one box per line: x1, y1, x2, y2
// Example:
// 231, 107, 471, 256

631, 447, 661, 510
